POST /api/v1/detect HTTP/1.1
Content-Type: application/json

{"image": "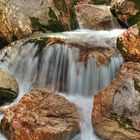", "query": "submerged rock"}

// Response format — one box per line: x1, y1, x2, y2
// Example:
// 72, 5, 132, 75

0, 0, 78, 42
75, 4, 120, 30
117, 23, 140, 62
1, 89, 80, 140
92, 62, 140, 140
0, 69, 18, 105
111, 0, 140, 27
